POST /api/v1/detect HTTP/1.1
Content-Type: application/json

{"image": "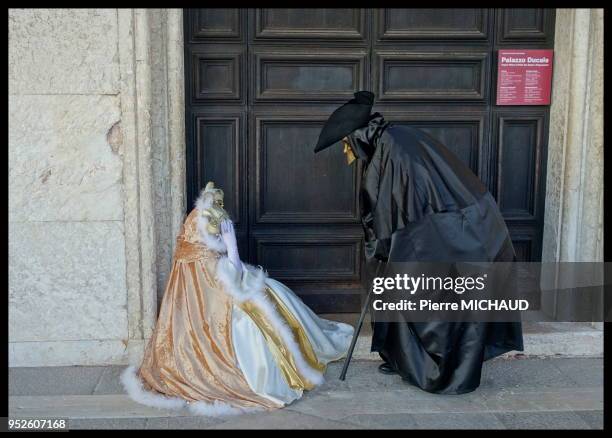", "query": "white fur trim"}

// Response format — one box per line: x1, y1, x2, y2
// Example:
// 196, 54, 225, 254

120, 366, 187, 410
120, 365, 263, 417
194, 187, 227, 253
216, 257, 325, 387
